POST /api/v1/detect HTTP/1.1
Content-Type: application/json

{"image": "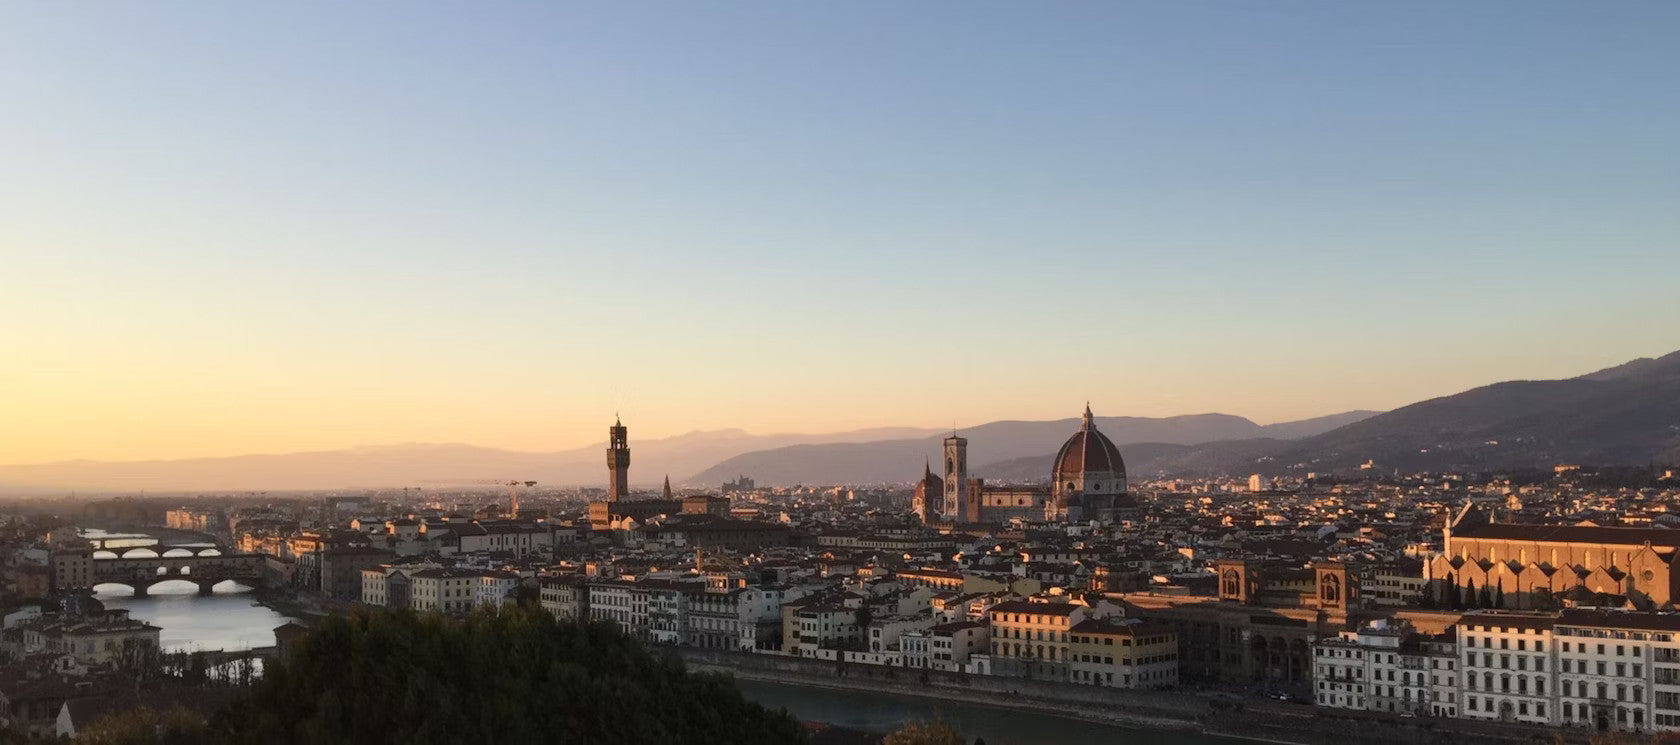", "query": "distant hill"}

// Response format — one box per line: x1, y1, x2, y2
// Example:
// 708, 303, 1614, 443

686, 412, 1377, 486
692, 349, 1680, 485
974, 350, 1680, 480
0, 426, 944, 494
974, 439, 1291, 482
1256, 350, 1680, 475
